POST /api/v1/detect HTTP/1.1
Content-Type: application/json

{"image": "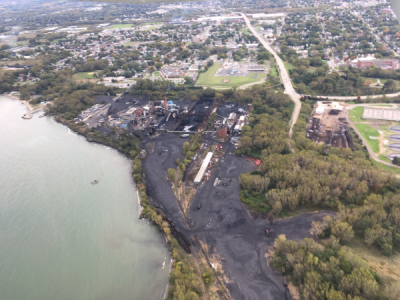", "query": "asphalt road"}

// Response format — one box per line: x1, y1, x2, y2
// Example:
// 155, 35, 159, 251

241, 13, 301, 138
241, 12, 400, 132
322, 92, 400, 101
